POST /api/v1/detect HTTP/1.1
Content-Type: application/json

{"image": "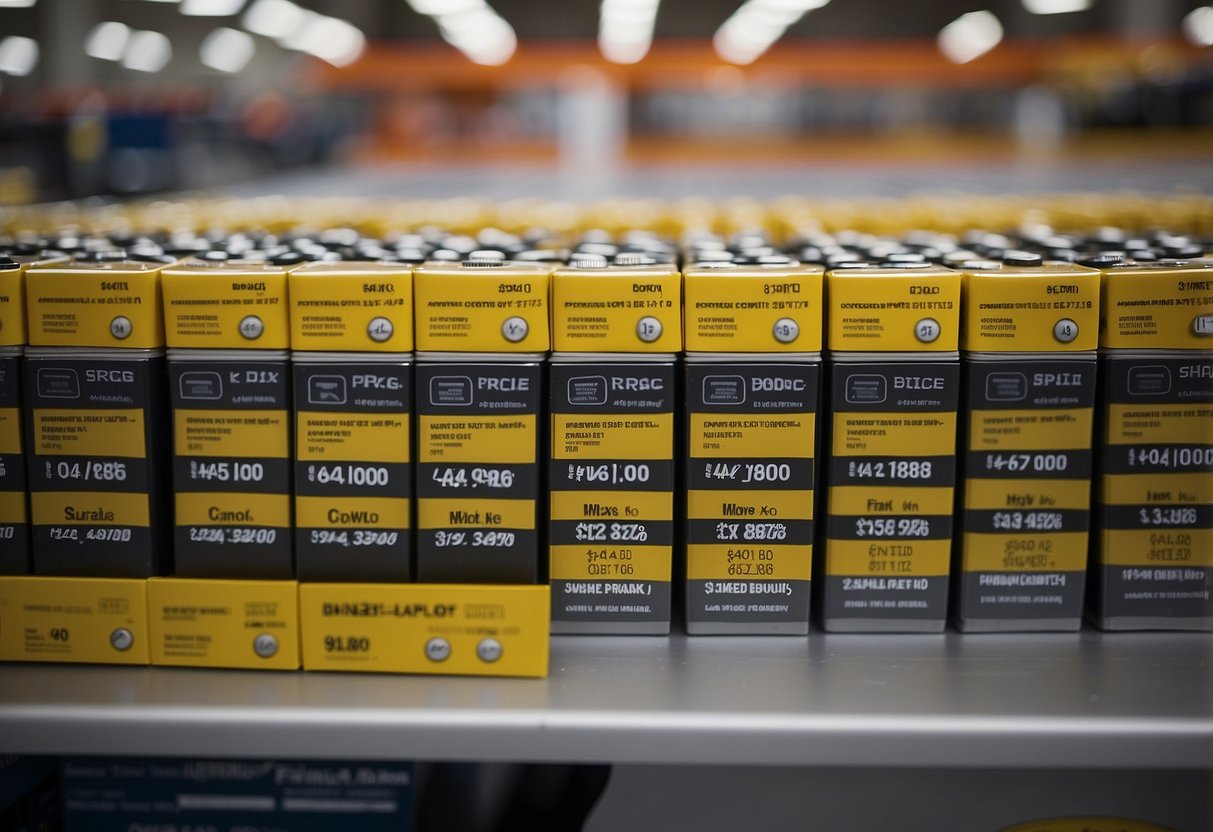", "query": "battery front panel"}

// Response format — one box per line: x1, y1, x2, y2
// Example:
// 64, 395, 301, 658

685, 361, 819, 633
956, 358, 1097, 628
415, 361, 541, 584
0, 353, 28, 572
294, 360, 412, 582
821, 359, 960, 630
549, 360, 676, 633
1094, 353, 1213, 628
170, 357, 293, 578
24, 353, 168, 577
